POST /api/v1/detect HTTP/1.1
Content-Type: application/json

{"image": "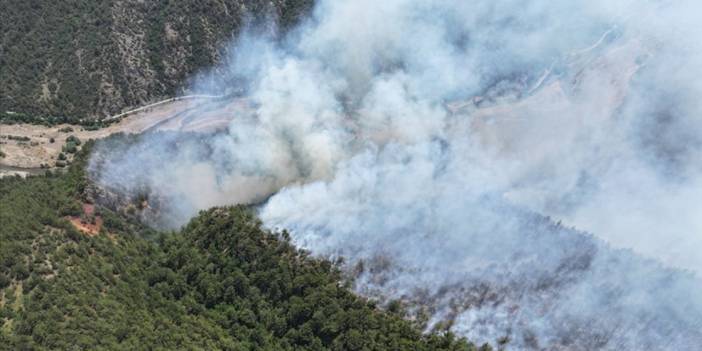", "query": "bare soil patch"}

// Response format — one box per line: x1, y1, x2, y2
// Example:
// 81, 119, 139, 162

0, 97, 248, 173
66, 203, 103, 236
